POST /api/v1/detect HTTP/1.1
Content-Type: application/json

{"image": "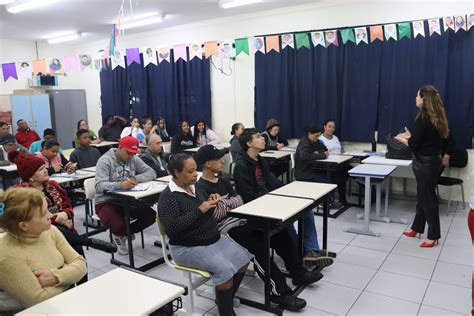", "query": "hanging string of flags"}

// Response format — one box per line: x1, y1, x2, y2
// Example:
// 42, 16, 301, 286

1, 13, 472, 82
